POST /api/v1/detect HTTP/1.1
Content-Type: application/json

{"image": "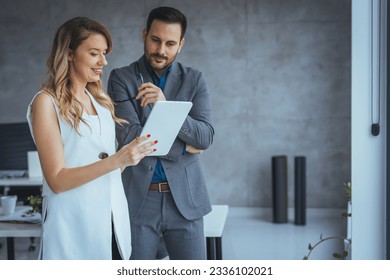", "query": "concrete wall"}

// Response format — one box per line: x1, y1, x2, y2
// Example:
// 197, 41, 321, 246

0, 0, 351, 208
